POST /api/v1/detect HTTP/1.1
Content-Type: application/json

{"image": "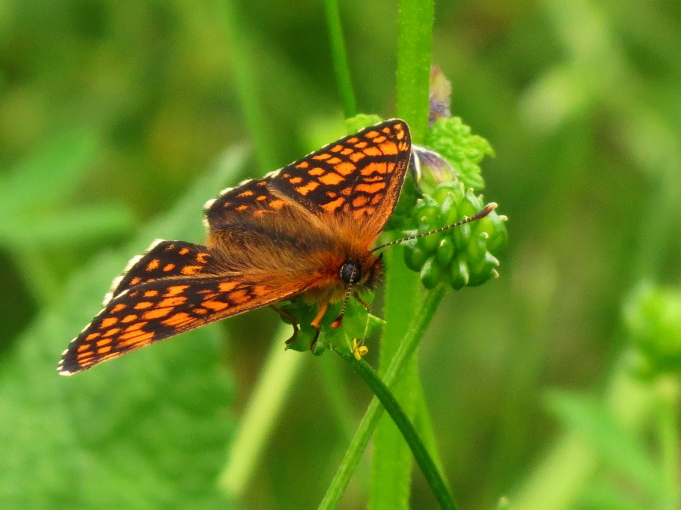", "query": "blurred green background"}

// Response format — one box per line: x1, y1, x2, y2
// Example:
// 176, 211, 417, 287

1, 0, 680, 509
